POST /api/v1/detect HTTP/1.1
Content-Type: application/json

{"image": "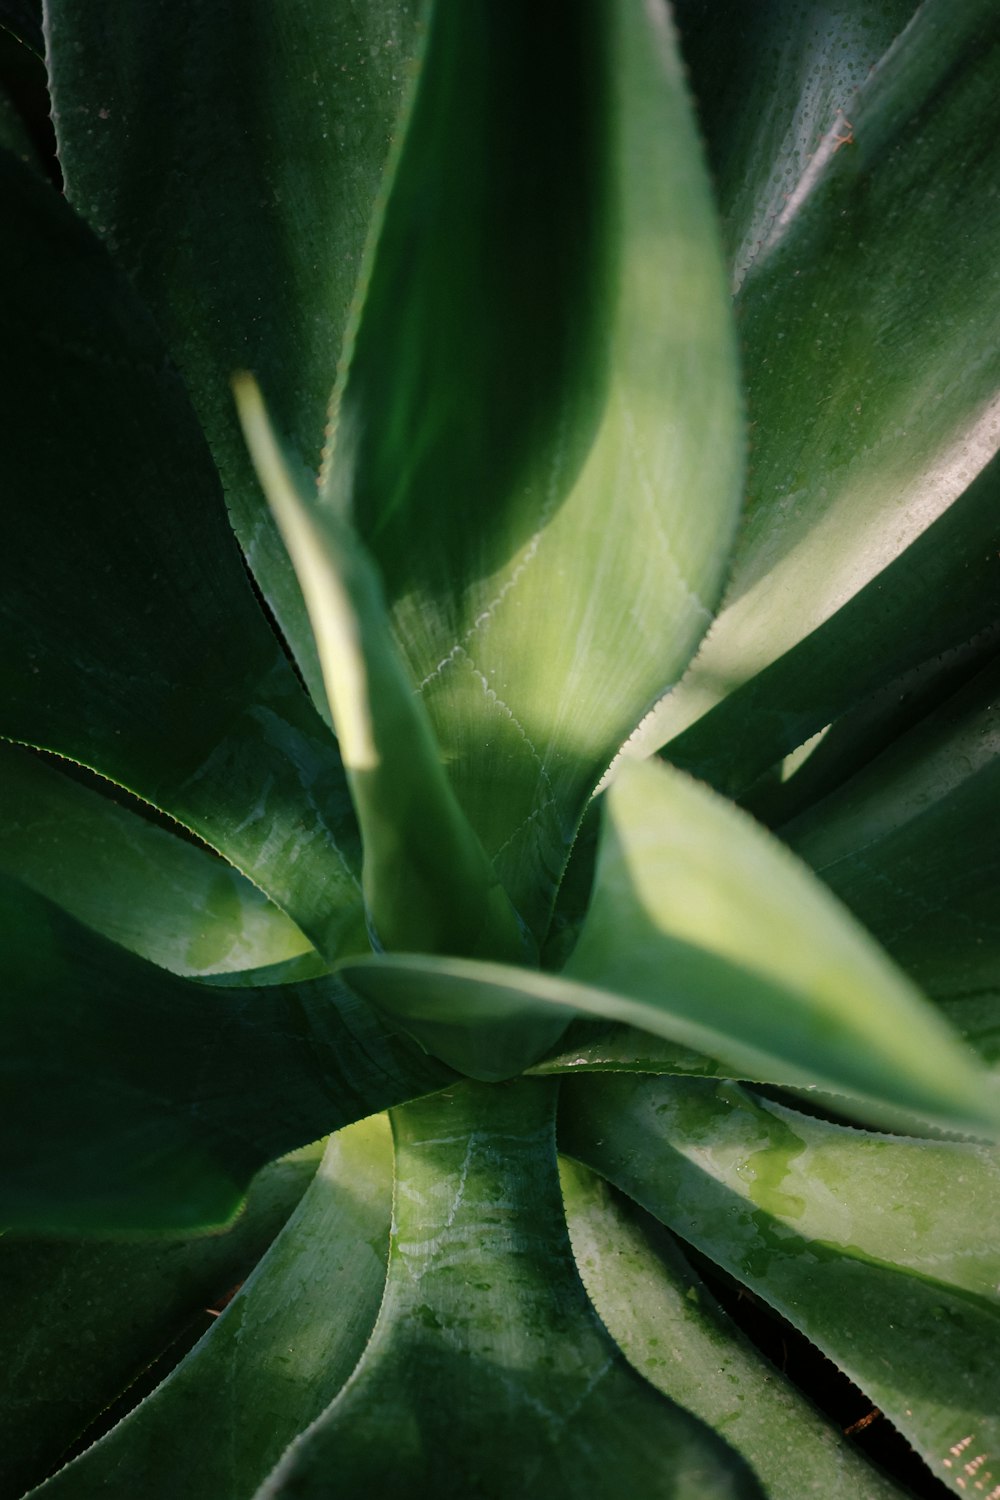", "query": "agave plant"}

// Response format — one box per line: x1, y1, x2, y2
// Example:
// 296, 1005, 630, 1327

2, 0, 999, 1495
